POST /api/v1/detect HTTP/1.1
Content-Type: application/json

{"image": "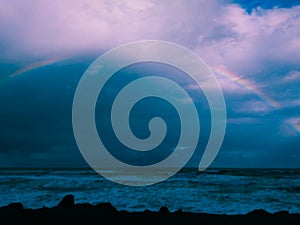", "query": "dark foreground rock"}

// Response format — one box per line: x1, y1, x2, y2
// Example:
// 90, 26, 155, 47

1, 195, 300, 225
57, 194, 74, 208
